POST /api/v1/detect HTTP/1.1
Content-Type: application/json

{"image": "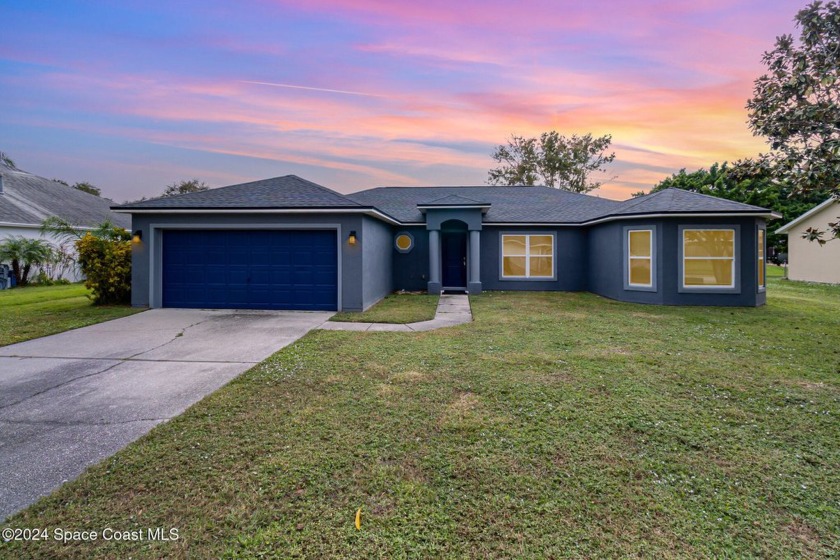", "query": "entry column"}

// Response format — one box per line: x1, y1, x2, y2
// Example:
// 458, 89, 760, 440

428, 228, 442, 294
468, 229, 482, 294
